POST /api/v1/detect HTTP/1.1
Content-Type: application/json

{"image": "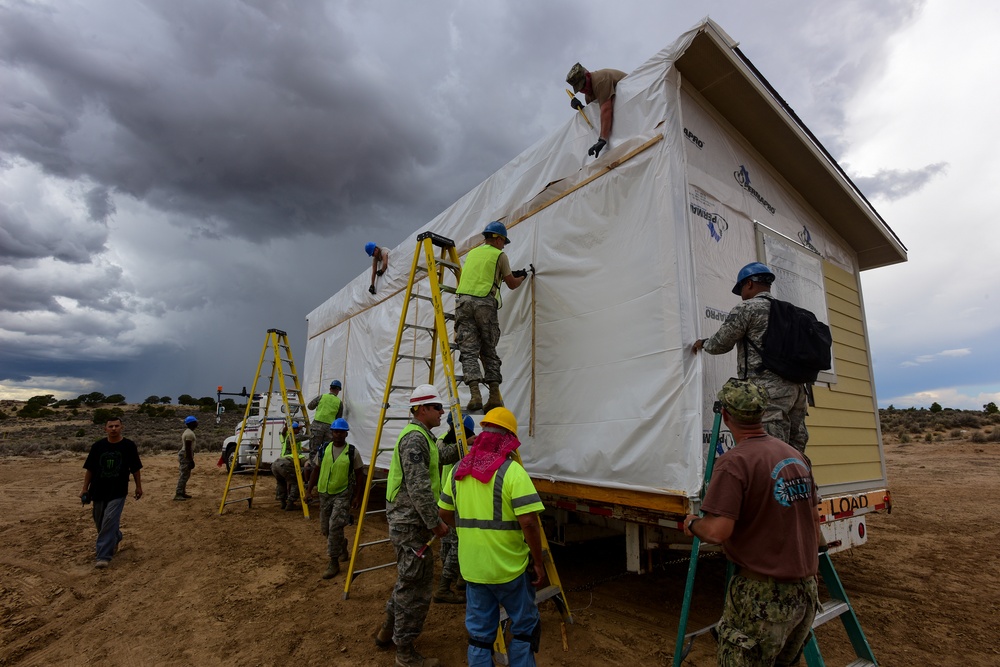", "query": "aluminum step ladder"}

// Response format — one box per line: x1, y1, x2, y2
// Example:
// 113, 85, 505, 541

802, 550, 878, 666
343, 232, 474, 599
218, 328, 311, 517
